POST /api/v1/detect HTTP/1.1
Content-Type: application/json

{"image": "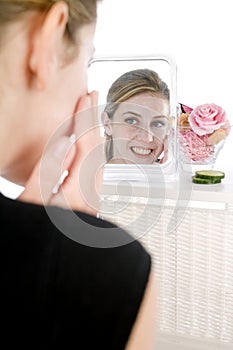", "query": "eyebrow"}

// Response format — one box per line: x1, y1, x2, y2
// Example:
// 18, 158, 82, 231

122, 111, 142, 117
123, 111, 168, 119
